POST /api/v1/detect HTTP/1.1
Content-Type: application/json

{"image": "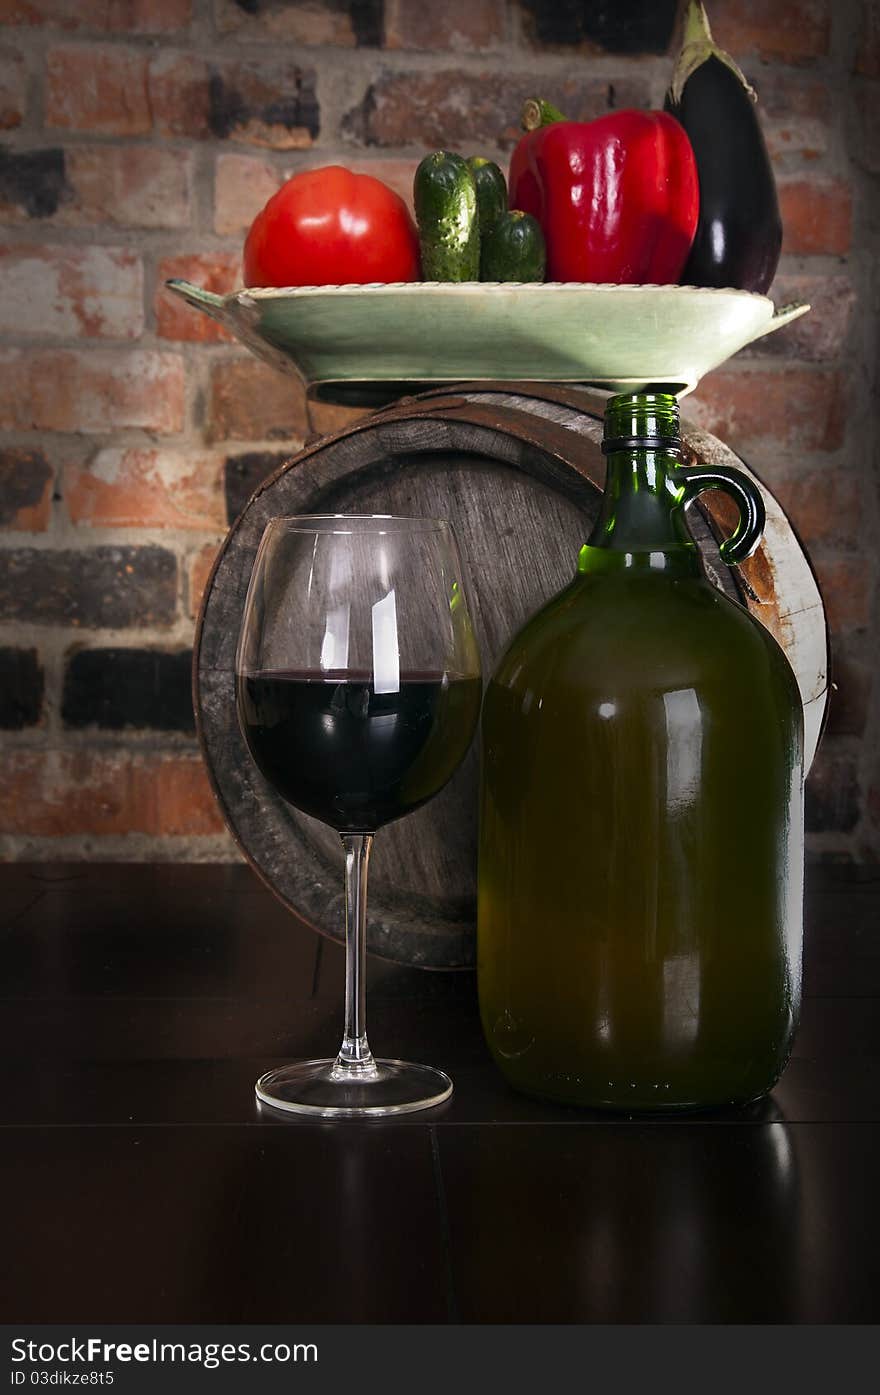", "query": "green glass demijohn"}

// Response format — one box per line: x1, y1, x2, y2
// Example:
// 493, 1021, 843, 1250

478, 391, 804, 1111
